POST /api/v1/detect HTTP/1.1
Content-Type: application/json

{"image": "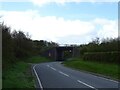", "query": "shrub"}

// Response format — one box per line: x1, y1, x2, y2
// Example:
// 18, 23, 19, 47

83, 51, 119, 63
